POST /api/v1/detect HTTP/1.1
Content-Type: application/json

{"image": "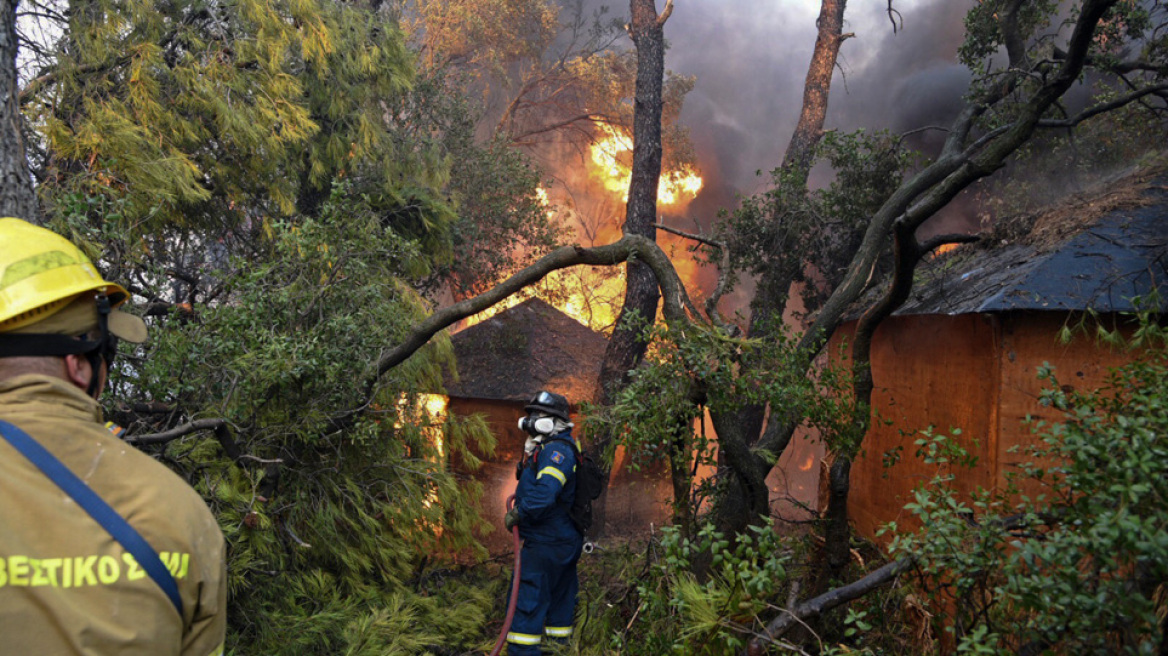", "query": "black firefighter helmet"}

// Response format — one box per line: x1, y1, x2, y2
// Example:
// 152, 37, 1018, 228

524, 390, 570, 421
